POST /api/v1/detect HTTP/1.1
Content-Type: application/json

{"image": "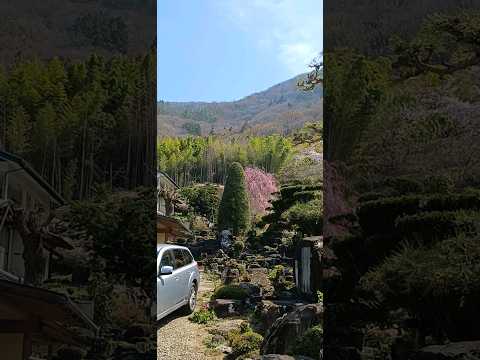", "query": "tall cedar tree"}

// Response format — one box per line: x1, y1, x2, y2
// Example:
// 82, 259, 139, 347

217, 162, 250, 236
